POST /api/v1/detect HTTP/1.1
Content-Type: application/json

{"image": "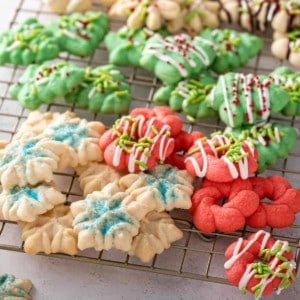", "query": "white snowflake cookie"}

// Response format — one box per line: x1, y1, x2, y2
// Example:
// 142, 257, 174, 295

0, 274, 33, 300
119, 164, 194, 212
0, 136, 77, 189
76, 162, 124, 197
19, 205, 78, 255
0, 184, 65, 222
43, 112, 105, 166
129, 211, 183, 262
43, 0, 92, 13
71, 184, 141, 252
